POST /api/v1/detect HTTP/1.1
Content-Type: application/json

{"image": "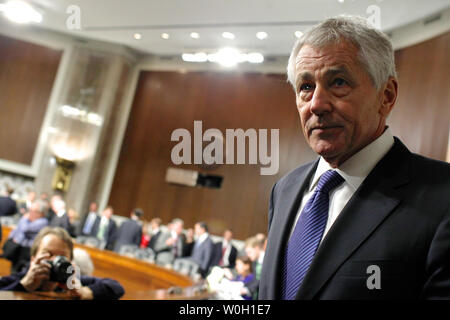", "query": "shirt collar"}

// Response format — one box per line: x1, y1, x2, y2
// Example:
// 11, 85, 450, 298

310, 127, 394, 192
